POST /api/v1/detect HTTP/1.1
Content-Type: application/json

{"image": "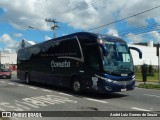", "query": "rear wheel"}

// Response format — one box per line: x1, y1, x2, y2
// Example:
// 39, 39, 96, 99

8, 76, 11, 79
71, 78, 82, 94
